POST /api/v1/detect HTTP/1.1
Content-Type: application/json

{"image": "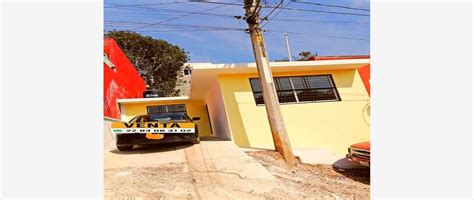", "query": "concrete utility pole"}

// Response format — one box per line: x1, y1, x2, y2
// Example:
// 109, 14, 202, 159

284, 33, 293, 61
243, 0, 297, 166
